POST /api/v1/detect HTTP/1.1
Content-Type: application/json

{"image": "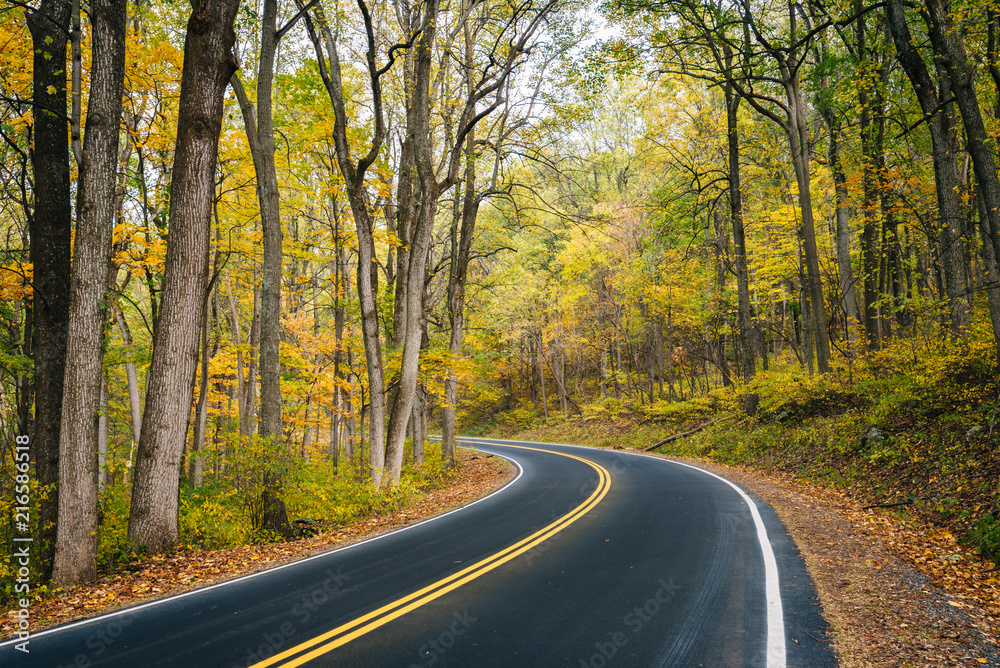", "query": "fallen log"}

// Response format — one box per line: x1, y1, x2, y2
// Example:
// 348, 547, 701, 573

644, 418, 722, 451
